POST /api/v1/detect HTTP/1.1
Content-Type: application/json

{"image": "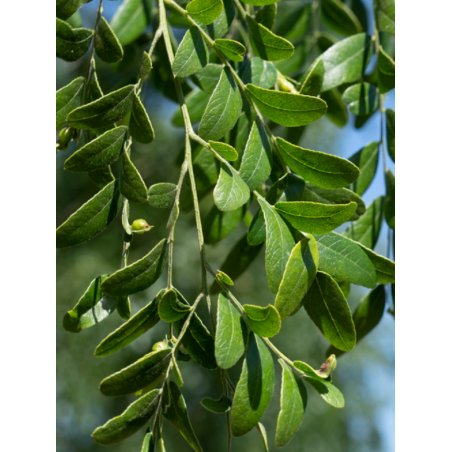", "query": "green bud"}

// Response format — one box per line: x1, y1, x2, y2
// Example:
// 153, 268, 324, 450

57, 127, 74, 147
277, 73, 298, 94
152, 340, 167, 352
131, 219, 153, 234
318, 354, 337, 378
